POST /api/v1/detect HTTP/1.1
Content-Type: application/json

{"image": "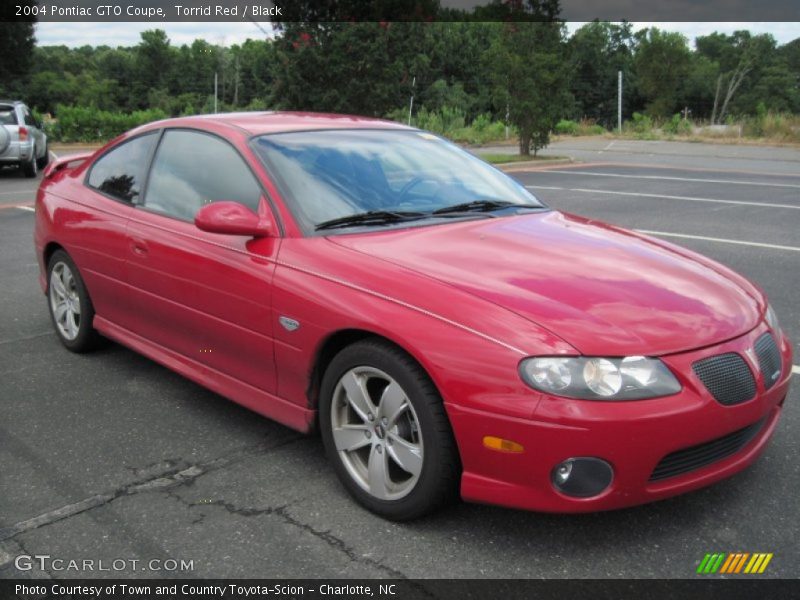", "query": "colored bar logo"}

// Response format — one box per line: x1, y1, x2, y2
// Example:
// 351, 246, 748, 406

697, 553, 773, 574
